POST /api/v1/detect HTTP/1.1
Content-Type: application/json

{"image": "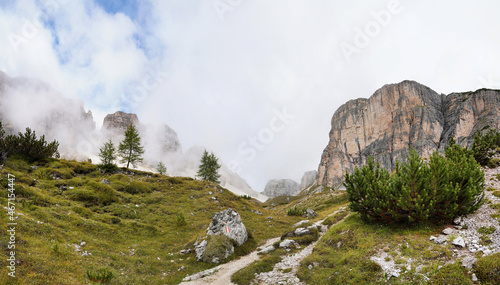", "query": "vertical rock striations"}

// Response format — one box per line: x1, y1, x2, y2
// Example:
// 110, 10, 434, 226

263, 179, 300, 198
318, 81, 500, 188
